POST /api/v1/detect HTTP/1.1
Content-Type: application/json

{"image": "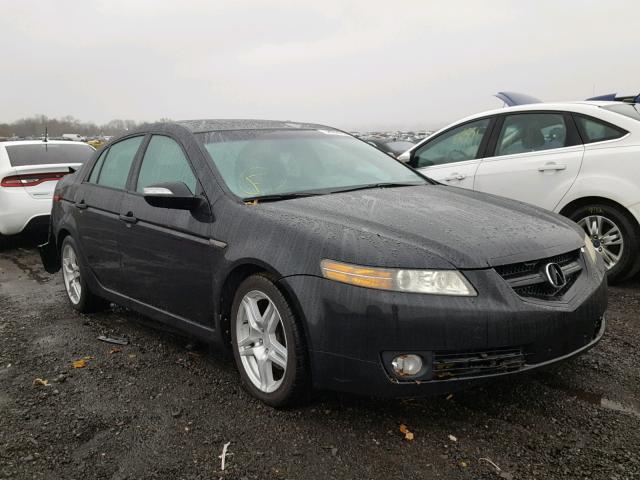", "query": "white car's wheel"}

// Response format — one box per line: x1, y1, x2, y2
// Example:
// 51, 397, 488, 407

570, 204, 640, 283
